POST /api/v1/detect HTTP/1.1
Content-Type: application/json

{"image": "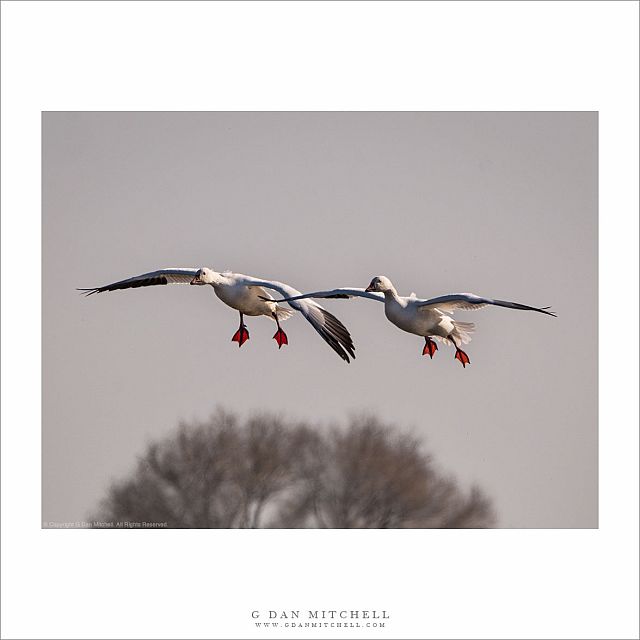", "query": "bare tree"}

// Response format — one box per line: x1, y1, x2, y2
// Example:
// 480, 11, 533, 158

92, 410, 495, 528
278, 415, 495, 528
